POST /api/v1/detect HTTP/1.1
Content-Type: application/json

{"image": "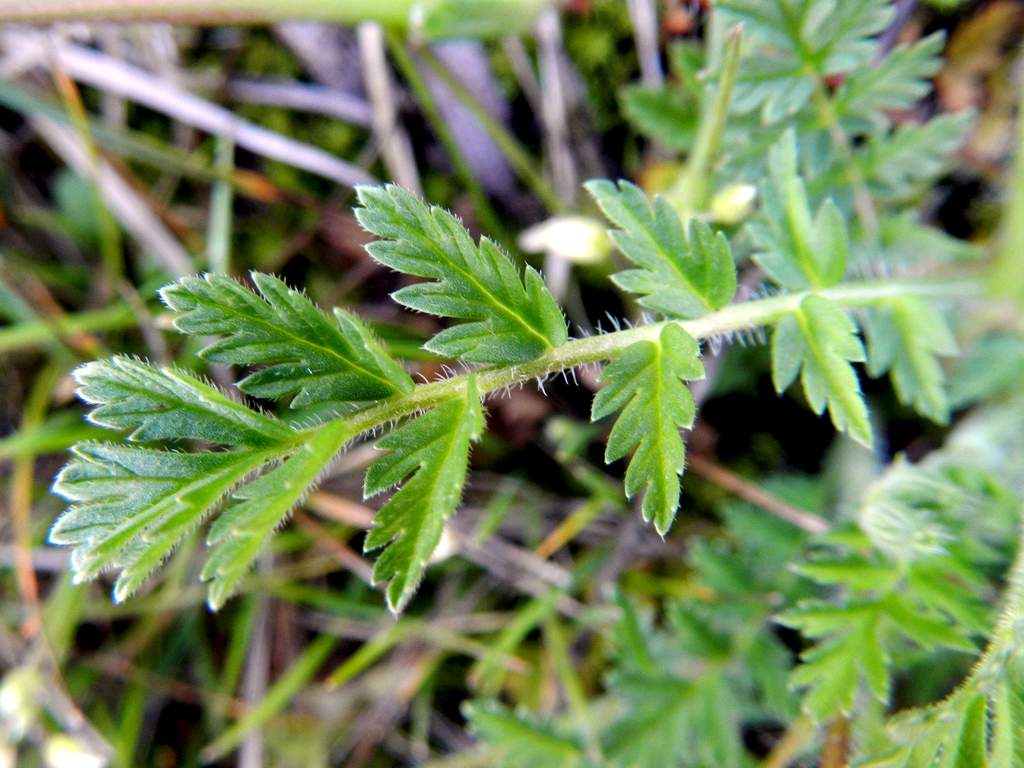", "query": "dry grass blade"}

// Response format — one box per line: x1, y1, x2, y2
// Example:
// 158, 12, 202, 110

33, 118, 193, 276
18, 39, 379, 188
